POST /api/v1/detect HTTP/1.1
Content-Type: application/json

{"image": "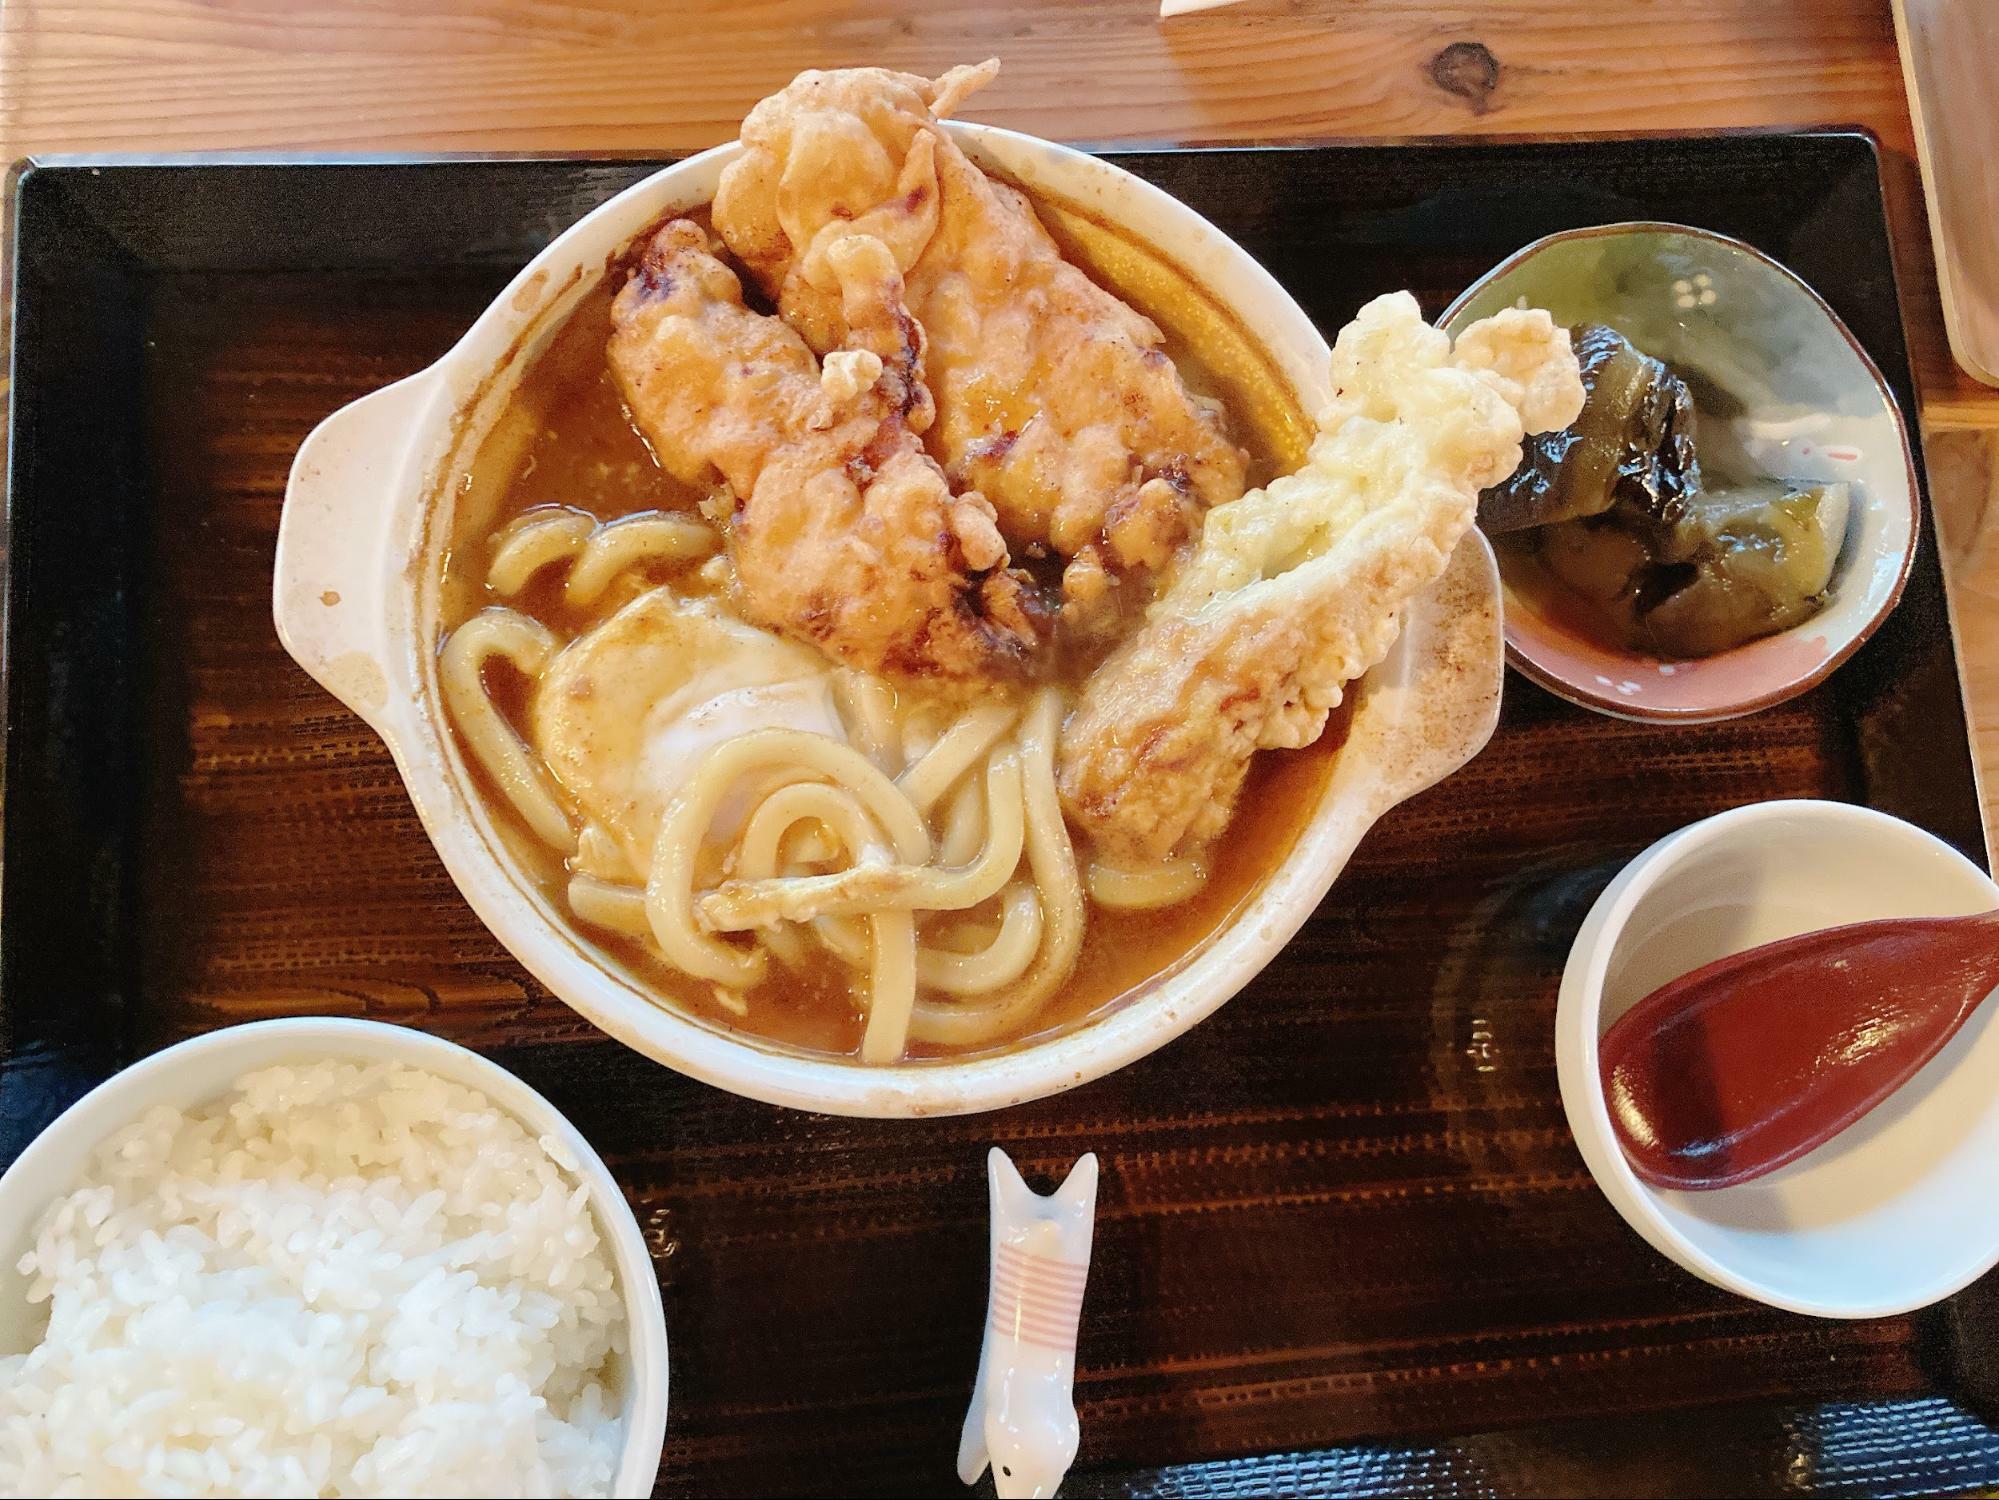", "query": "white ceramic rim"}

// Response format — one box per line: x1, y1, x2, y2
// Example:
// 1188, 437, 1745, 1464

0, 1018, 669, 1496
274, 126, 1505, 1117
1555, 798, 1999, 1318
